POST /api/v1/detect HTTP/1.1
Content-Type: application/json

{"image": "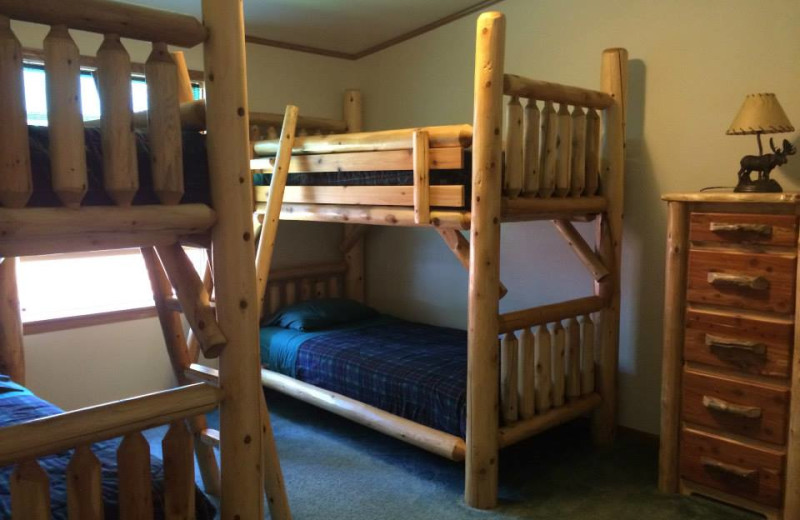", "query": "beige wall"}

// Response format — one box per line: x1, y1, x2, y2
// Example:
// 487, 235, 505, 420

12, 22, 348, 410
356, 0, 800, 434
